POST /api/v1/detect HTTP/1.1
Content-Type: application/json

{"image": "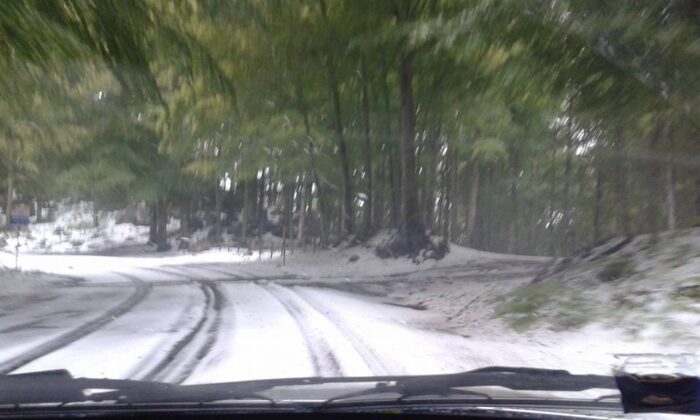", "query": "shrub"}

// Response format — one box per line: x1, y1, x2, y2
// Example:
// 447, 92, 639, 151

598, 259, 634, 282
